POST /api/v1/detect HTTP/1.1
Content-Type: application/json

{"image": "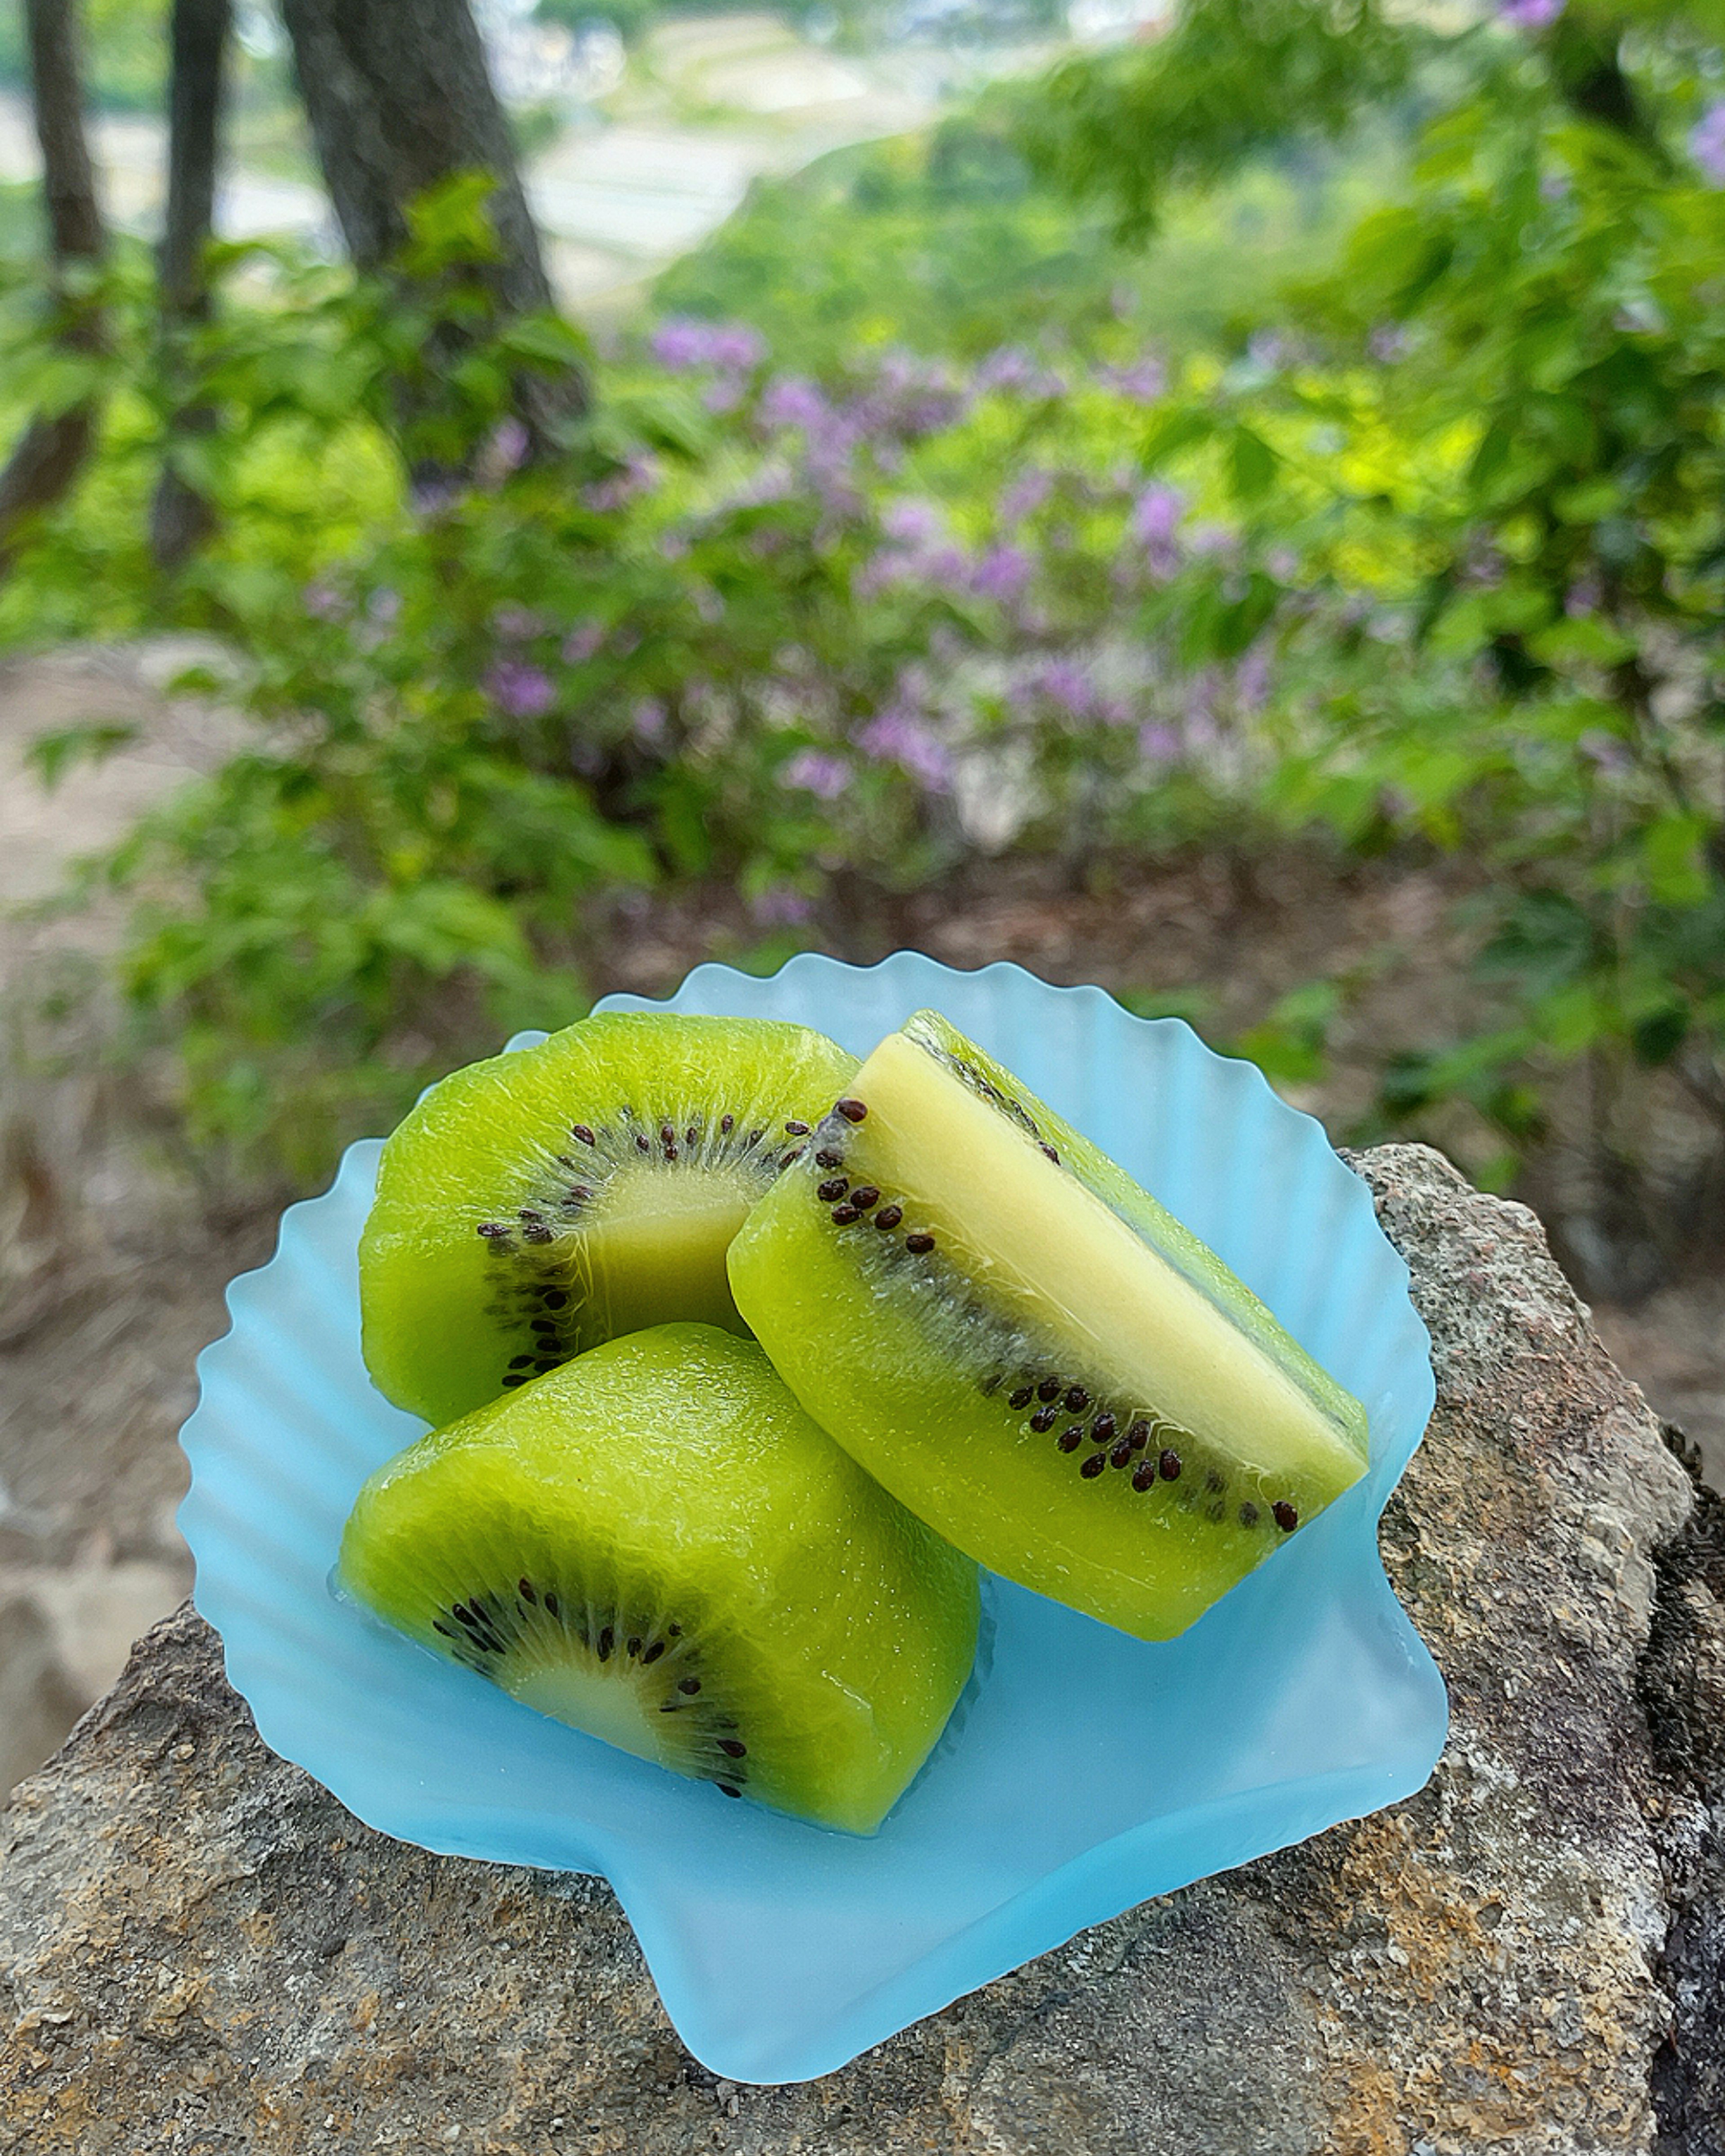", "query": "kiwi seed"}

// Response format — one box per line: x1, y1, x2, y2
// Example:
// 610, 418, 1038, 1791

818, 1177, 849, 1201
1036, 1378, 1062, 1403
905, 1233, 935, 1253
571, 1124, 597, 1146
1132, 1460, 1156, 1493
832, 1204, 861, 1224
836, 1098, 869, 1122
785, 1120, 811, 1135
1239, 1502, 1260, 1528
1008, 1385, 1034, 1410
850, 1185, 881, 1209
1080, 1454, 1106, 1479
1091, 1410, 1116, 1442
1030, 1405, 1058, 1432
814, 1149, 843, 1168
1159, 1449, 1182, 1480
1273, 1500, 1299, 1532
874, 1204, 903, 1230
1057, 1426, 1084, 1453
1065, 1386, 1090, 1413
